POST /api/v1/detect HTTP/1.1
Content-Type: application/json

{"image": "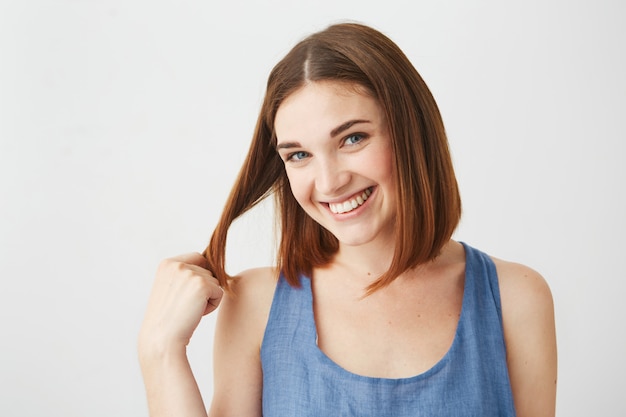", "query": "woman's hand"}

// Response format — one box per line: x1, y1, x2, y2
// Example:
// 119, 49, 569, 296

139, 252, 224, 355
138, 253, 223, 417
